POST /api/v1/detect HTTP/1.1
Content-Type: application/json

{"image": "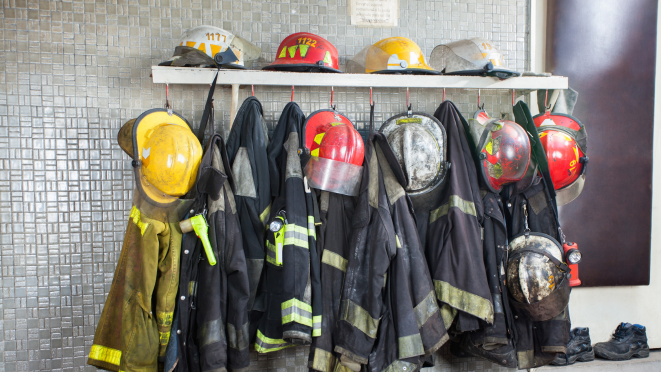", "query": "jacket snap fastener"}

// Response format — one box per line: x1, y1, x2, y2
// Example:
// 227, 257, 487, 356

180, 296, 185, 301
